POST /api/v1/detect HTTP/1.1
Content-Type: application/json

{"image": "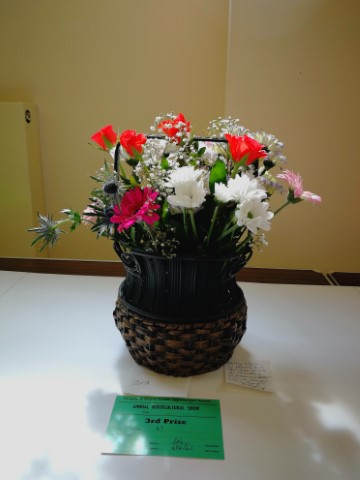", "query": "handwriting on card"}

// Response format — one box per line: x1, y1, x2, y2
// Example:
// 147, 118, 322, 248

225, 361, 274, 392
121, 365, 191, 397
131, 379, 150, 386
